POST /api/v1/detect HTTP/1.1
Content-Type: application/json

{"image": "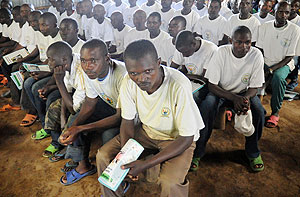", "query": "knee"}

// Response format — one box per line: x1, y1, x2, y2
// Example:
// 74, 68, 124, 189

272, 71, 286, 83
96, 147, 110, 164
